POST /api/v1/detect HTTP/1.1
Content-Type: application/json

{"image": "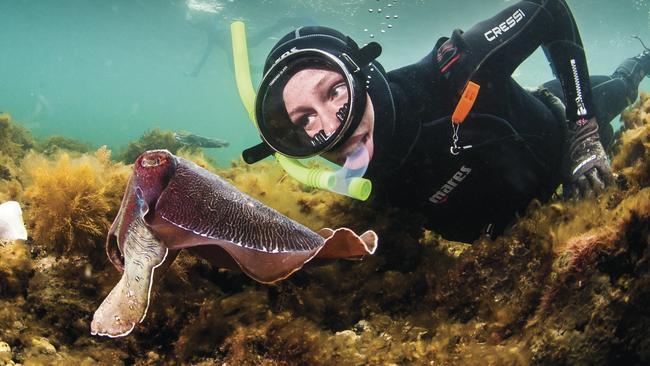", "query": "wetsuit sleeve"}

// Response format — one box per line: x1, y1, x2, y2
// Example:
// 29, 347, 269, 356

436, 0, 593, 125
